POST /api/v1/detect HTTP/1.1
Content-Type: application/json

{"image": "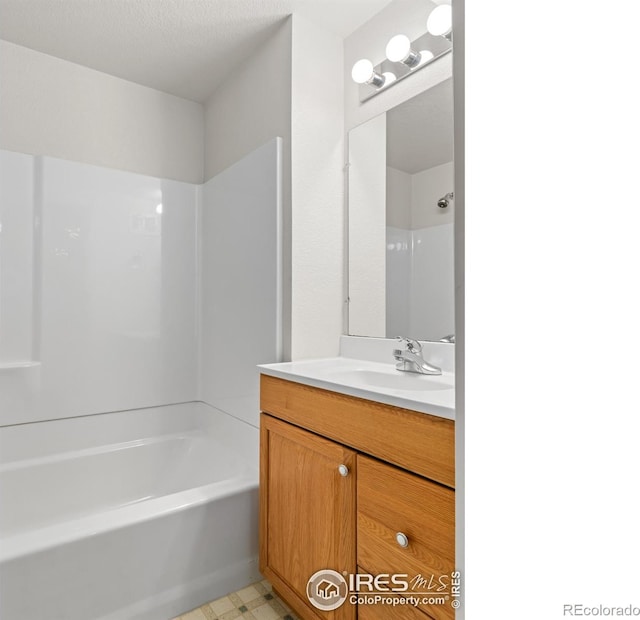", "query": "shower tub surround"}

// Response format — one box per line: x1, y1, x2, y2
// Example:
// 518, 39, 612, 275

0, 403, 260, 620
0, 140, 281, 619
